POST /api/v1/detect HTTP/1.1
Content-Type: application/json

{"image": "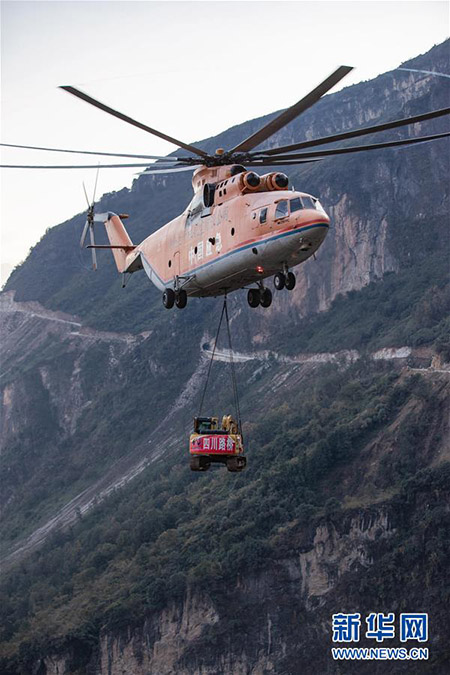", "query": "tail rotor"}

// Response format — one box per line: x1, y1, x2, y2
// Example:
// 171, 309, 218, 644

80, 169, 100, 270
